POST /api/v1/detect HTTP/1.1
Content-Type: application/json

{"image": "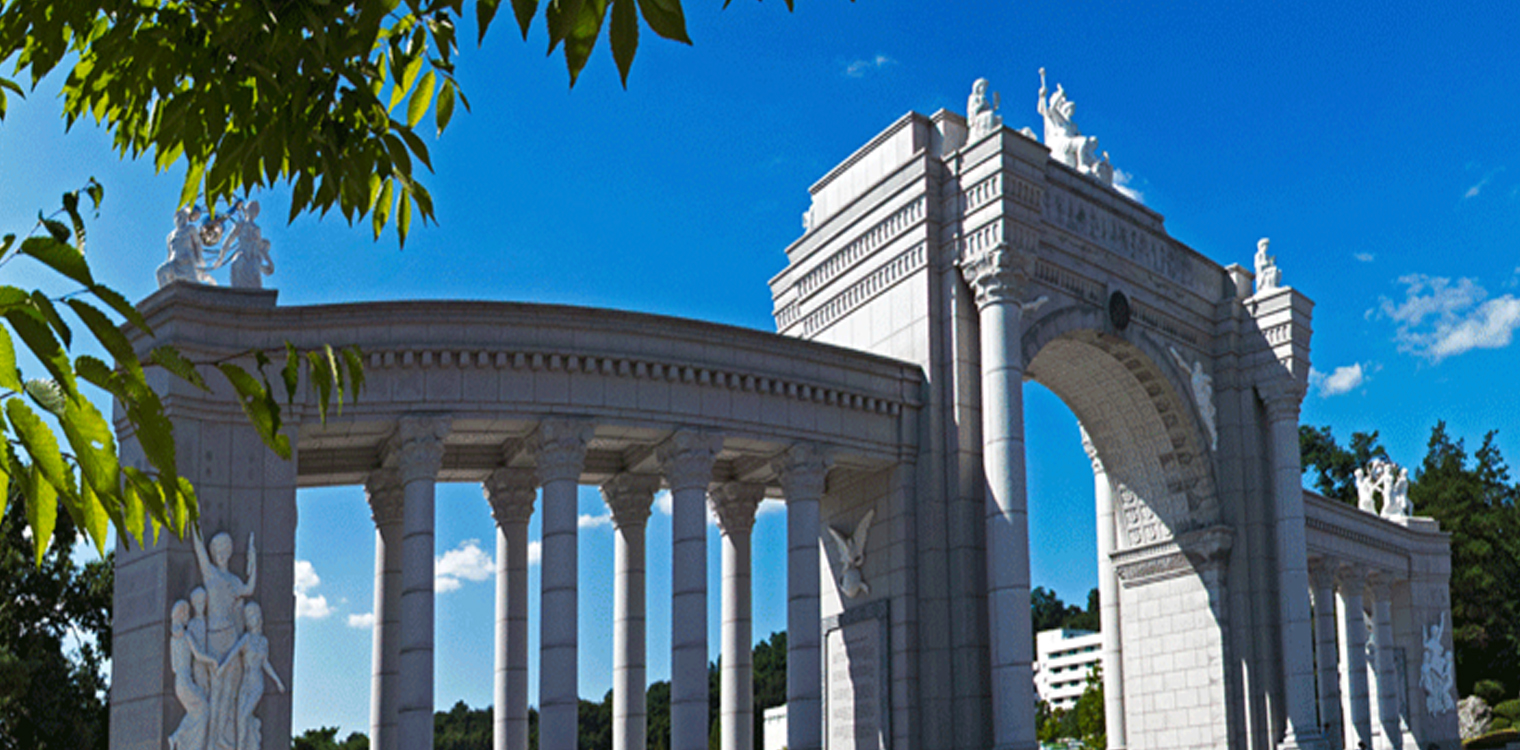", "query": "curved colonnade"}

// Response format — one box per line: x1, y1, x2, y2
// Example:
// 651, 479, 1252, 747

113, 284, 923, 750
